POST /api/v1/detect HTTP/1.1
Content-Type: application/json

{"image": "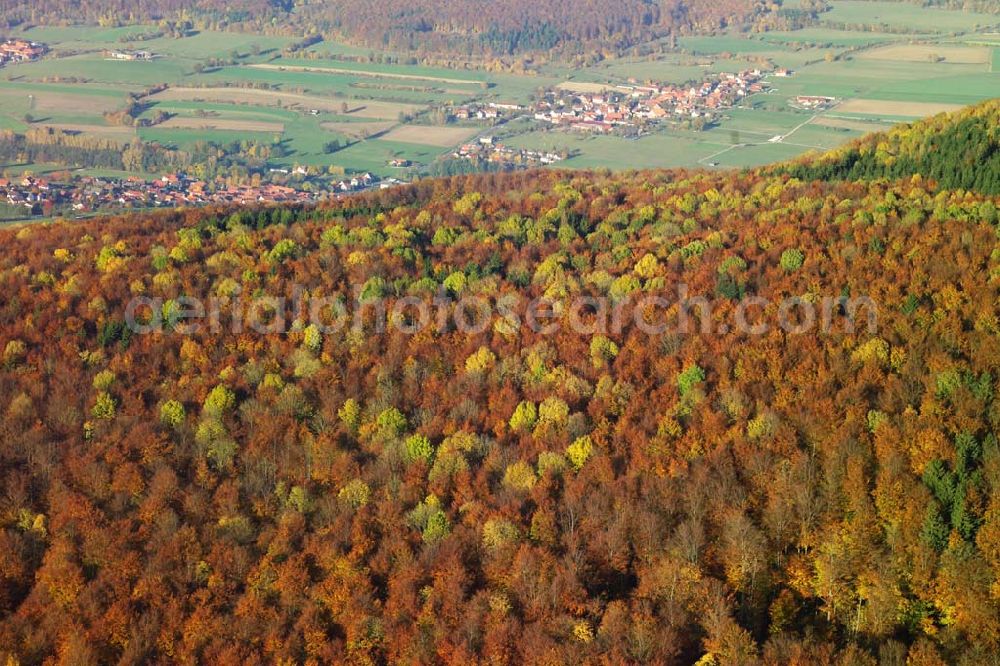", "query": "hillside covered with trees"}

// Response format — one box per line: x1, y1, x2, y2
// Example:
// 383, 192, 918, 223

0, 0, 783, 56
784, 100, 1000, 195
2, 104, 1000, 664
